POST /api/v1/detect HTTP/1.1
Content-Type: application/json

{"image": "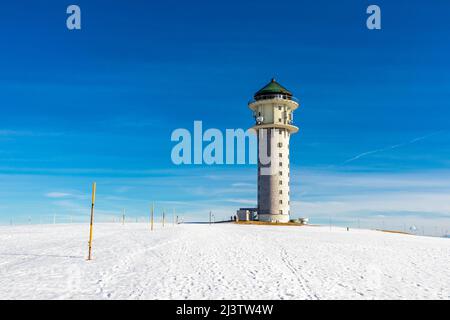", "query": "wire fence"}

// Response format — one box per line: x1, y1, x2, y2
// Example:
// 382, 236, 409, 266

1, 214, 448, 238
1, 214, 160, 226
319, 217, 450, 238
